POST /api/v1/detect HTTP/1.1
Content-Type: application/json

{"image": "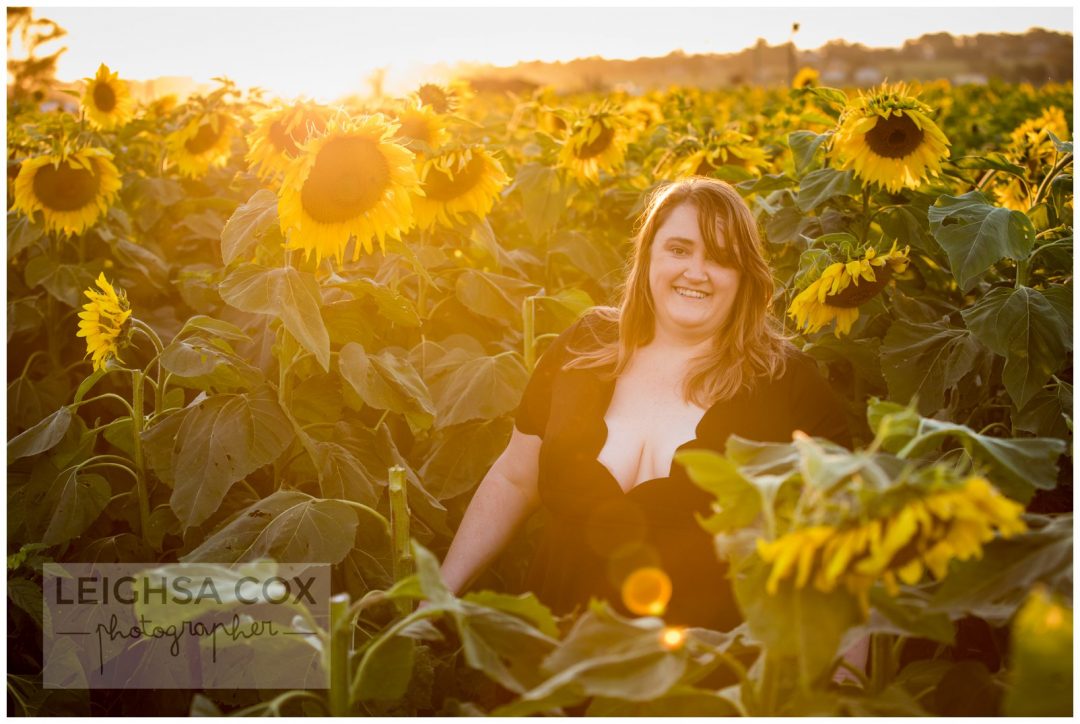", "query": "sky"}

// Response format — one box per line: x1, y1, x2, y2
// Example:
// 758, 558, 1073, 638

19, 6, 1077, 102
